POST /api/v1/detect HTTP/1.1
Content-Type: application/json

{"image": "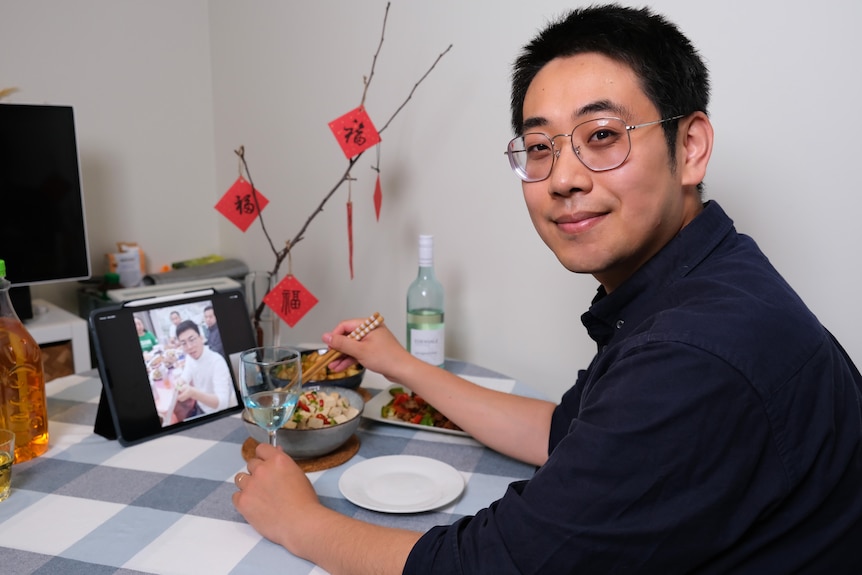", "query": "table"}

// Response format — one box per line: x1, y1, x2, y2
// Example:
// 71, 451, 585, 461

0, 361, 542, 574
